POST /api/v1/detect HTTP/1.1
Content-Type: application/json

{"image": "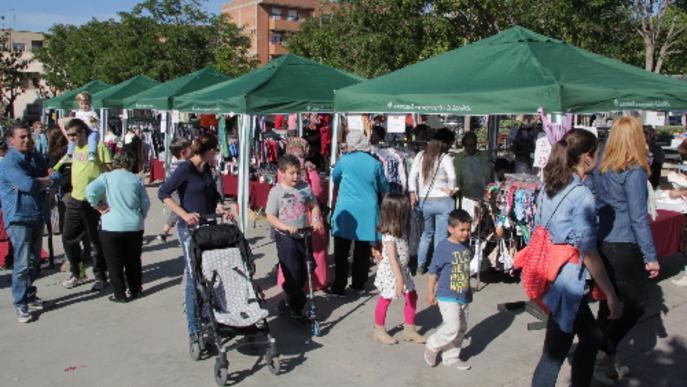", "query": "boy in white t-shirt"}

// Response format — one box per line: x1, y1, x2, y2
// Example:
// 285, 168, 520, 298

66, 92, 100, 161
